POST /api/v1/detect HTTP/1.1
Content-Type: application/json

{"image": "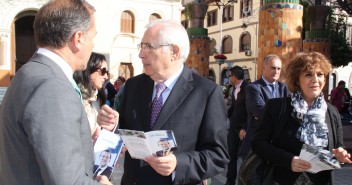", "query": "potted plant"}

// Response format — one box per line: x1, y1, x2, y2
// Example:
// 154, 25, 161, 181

214, 54, 227, 64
